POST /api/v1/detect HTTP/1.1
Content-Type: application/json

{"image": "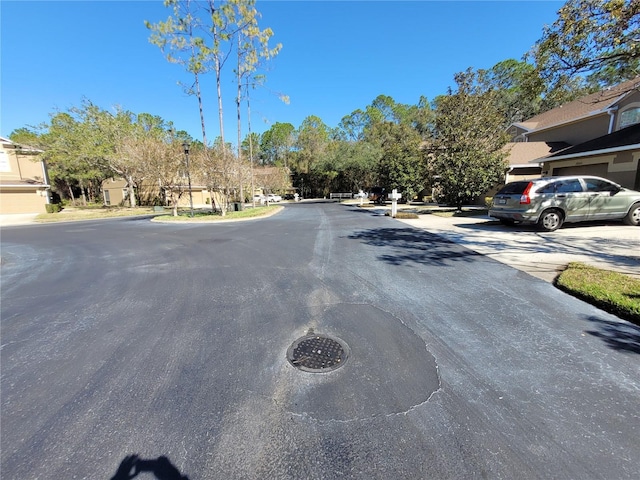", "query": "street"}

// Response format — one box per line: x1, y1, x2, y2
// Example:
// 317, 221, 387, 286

1, 201, 639, 479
